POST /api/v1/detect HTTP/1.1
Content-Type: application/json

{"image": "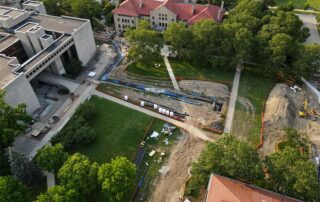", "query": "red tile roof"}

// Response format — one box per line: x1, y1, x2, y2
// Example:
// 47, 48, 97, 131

206, 174, 302, 202
112, 0, 223, 23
